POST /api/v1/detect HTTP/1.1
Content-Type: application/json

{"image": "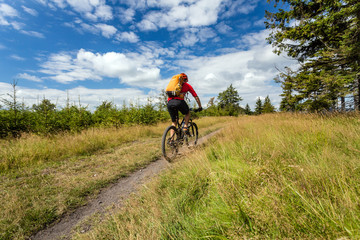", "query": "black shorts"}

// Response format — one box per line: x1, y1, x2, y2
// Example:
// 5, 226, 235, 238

167, 99, 189, 122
